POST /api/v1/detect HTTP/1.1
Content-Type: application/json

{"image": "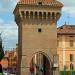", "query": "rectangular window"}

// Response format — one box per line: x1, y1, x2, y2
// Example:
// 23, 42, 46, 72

38, 28, 42, 32
70, 54, 74, 62
38, 2, 42, 5
70, 40, 73, 47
